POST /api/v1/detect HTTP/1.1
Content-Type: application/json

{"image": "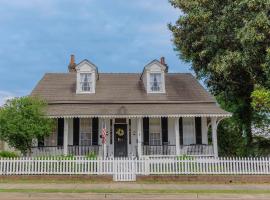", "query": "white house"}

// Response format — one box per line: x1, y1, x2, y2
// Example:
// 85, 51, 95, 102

31, 55, 231, 158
